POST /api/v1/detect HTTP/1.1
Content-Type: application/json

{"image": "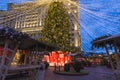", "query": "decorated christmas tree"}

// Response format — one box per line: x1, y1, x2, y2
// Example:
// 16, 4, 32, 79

40, 1, 71, 51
